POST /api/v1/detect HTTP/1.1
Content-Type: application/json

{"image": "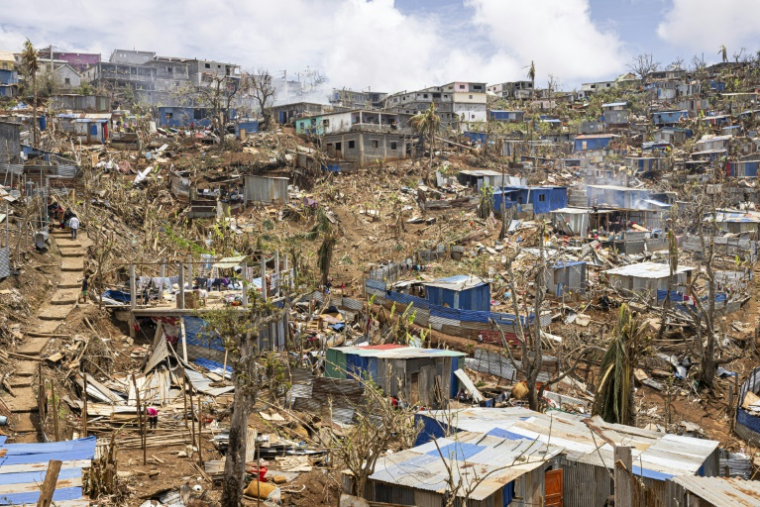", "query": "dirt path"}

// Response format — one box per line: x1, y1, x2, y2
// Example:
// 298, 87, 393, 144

8, 227, 86, 442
